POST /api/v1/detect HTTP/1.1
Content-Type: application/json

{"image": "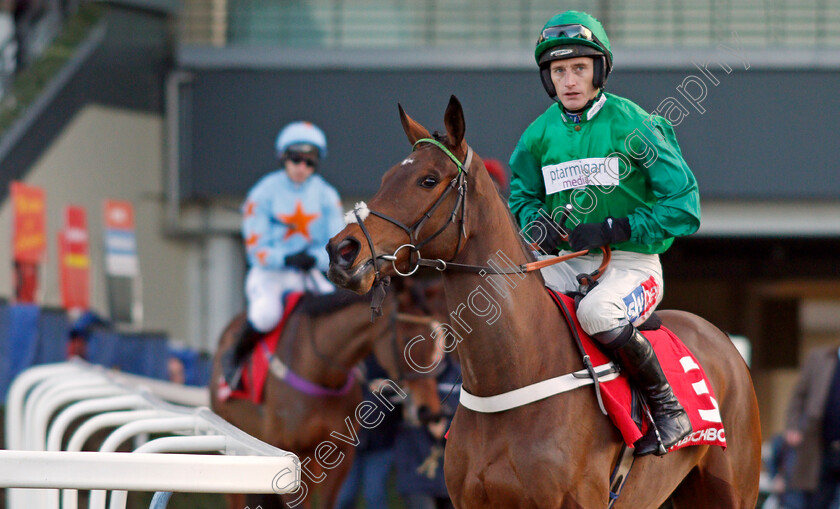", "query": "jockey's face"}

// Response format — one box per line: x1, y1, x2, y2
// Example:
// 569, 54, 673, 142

550, 57, 598, 111
285, 151, 318, 184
